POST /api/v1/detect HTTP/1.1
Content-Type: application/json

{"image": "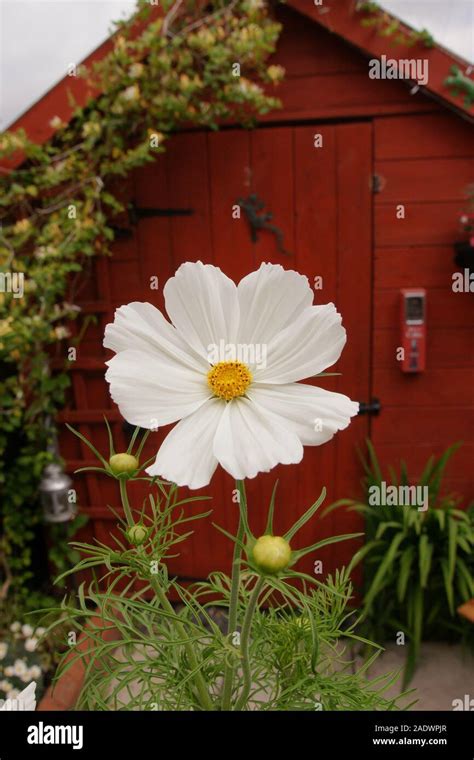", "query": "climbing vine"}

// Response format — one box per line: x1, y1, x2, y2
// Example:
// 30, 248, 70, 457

444, 66, 474, 108
356, 2, 434, 48
0, 0, 284, 601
